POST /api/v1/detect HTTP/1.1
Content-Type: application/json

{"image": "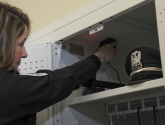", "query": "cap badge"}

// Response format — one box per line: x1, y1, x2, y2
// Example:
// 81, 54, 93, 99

131, 51, 143, 71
